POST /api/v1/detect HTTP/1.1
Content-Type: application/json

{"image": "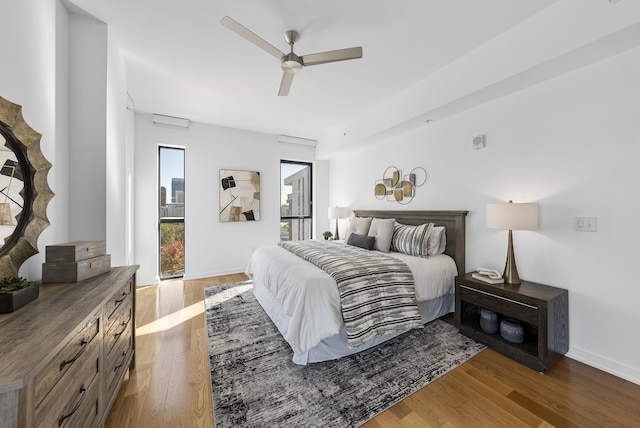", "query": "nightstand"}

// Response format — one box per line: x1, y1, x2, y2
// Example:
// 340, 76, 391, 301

455, 273, 569, 372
